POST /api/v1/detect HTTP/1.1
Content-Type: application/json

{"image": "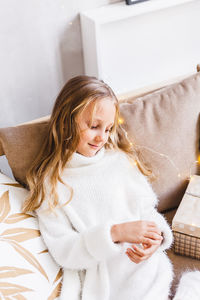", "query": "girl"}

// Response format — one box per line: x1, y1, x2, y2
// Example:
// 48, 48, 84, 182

22, 76, 173, 300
